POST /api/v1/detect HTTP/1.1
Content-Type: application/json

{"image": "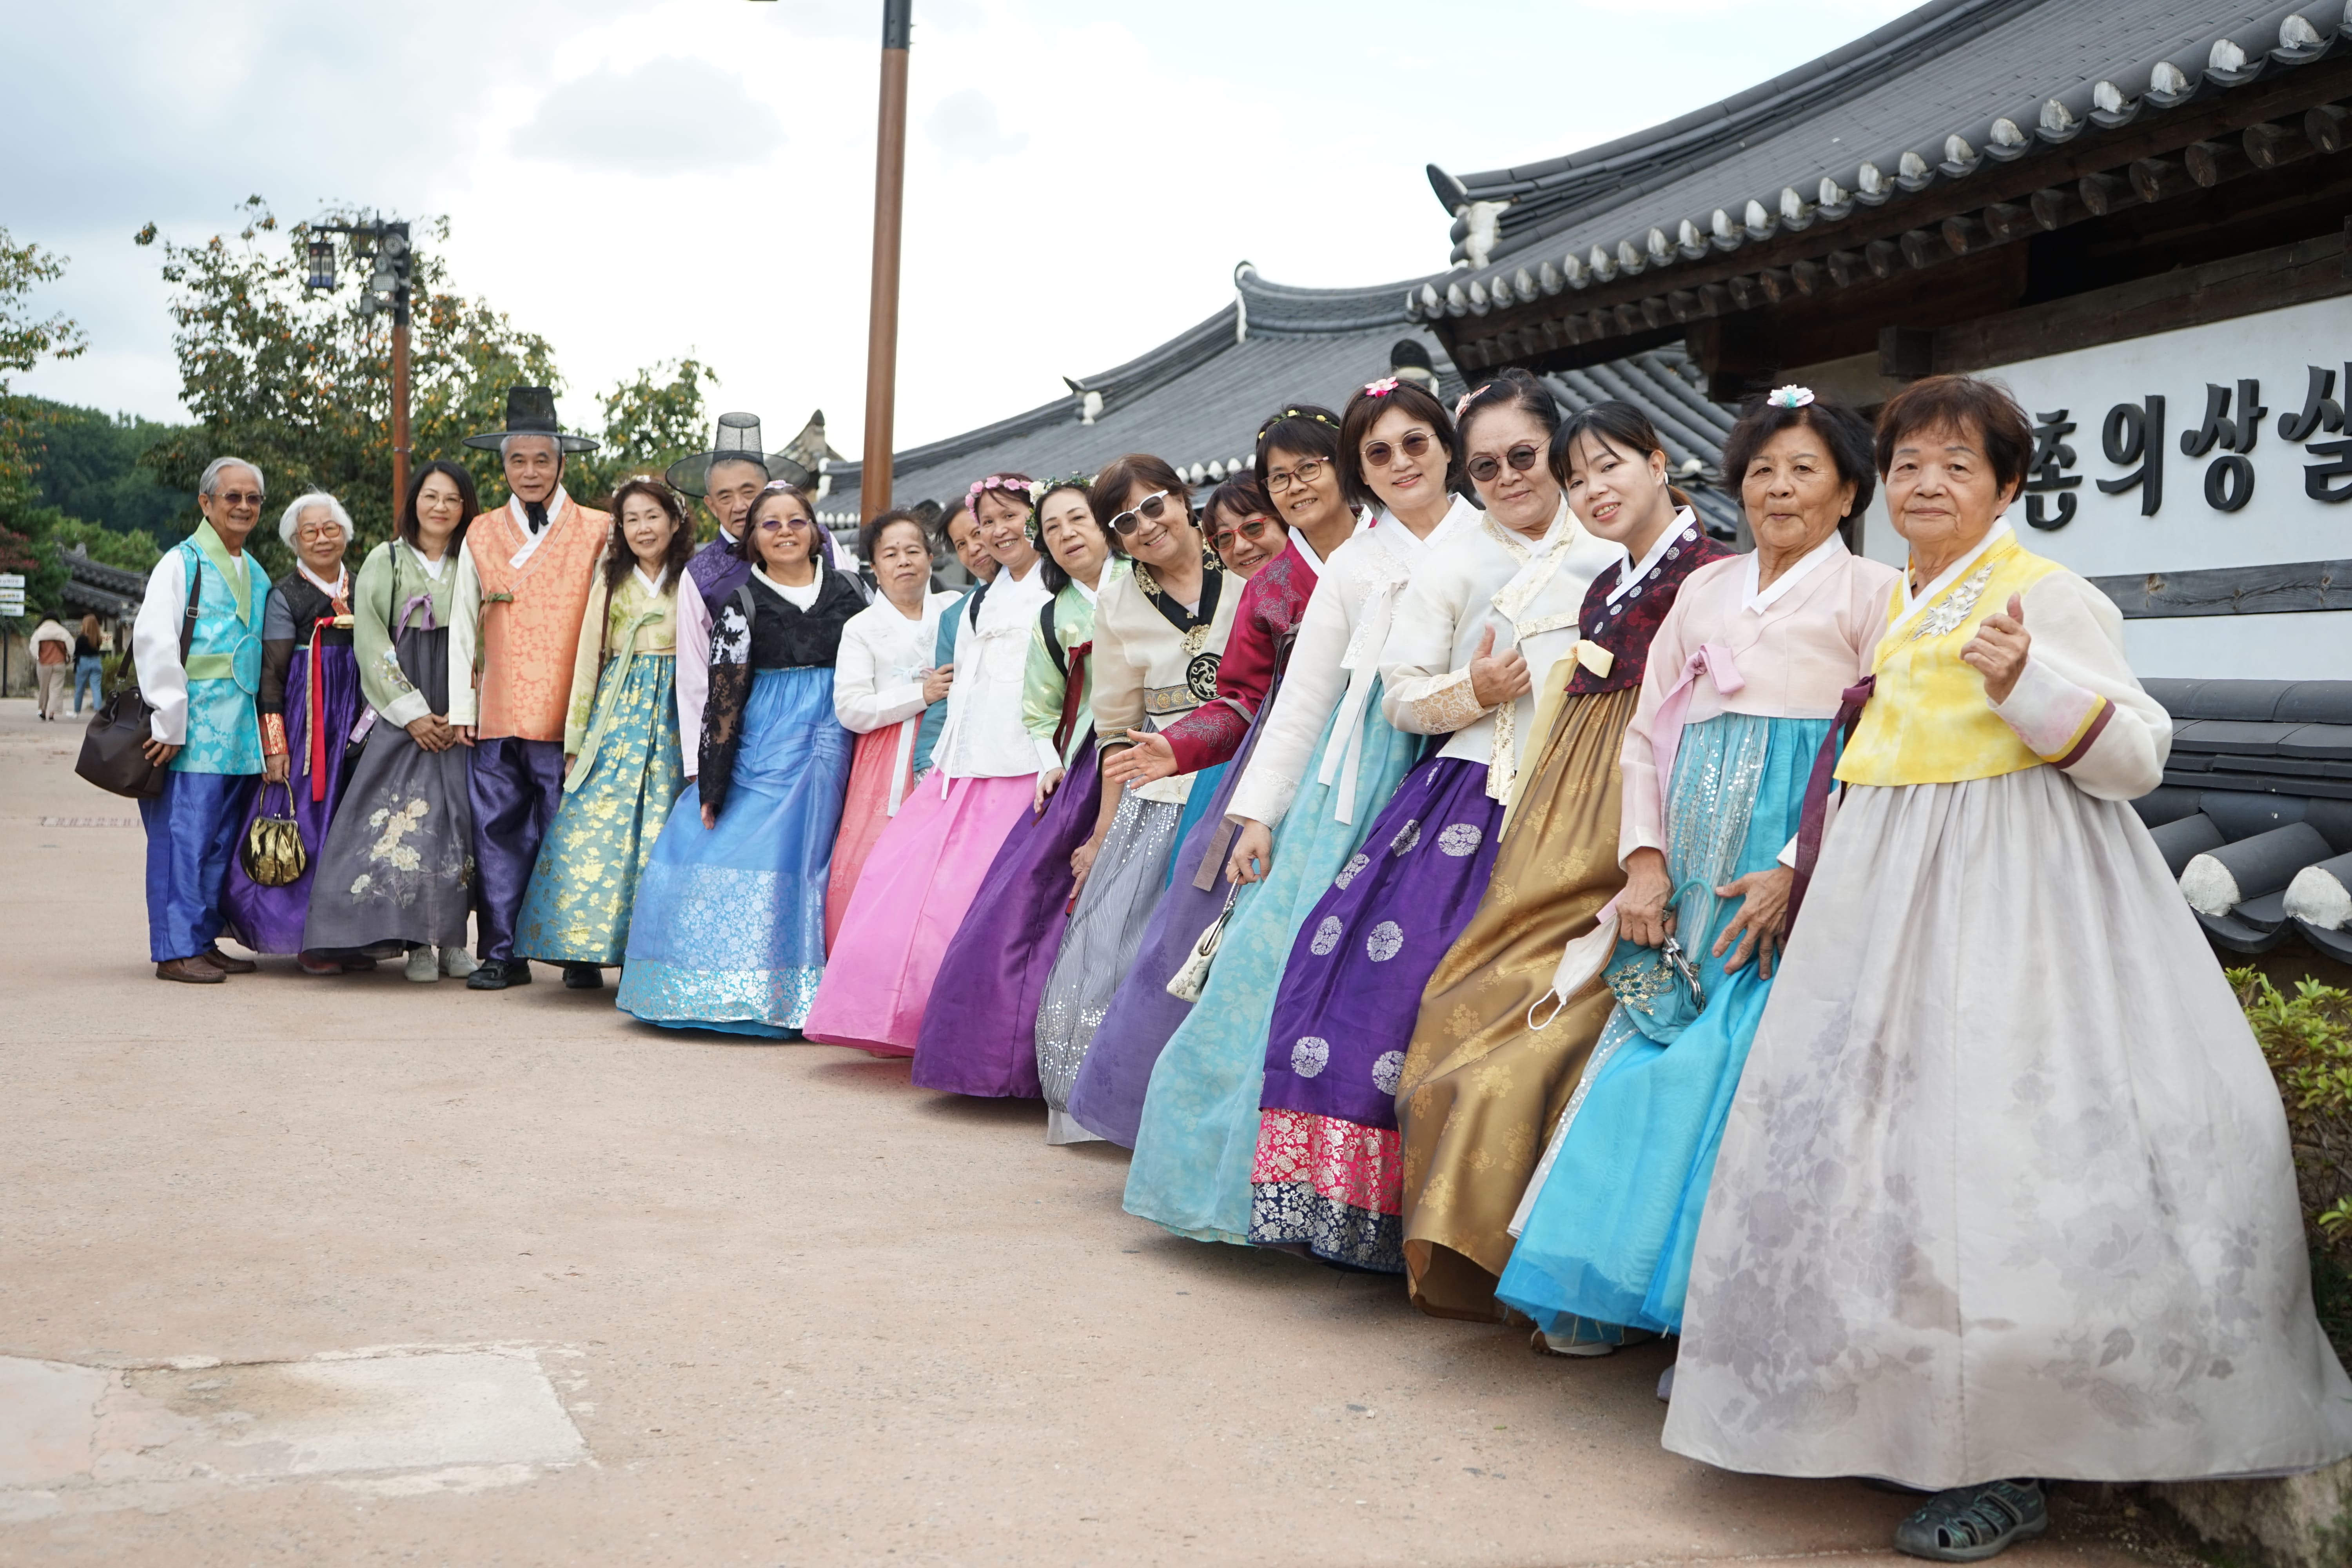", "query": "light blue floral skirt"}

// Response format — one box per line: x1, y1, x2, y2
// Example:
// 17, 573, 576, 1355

617, 666, 850, 1036
1495, 710, 1826, 1337
1122, 686, 1419, 1243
